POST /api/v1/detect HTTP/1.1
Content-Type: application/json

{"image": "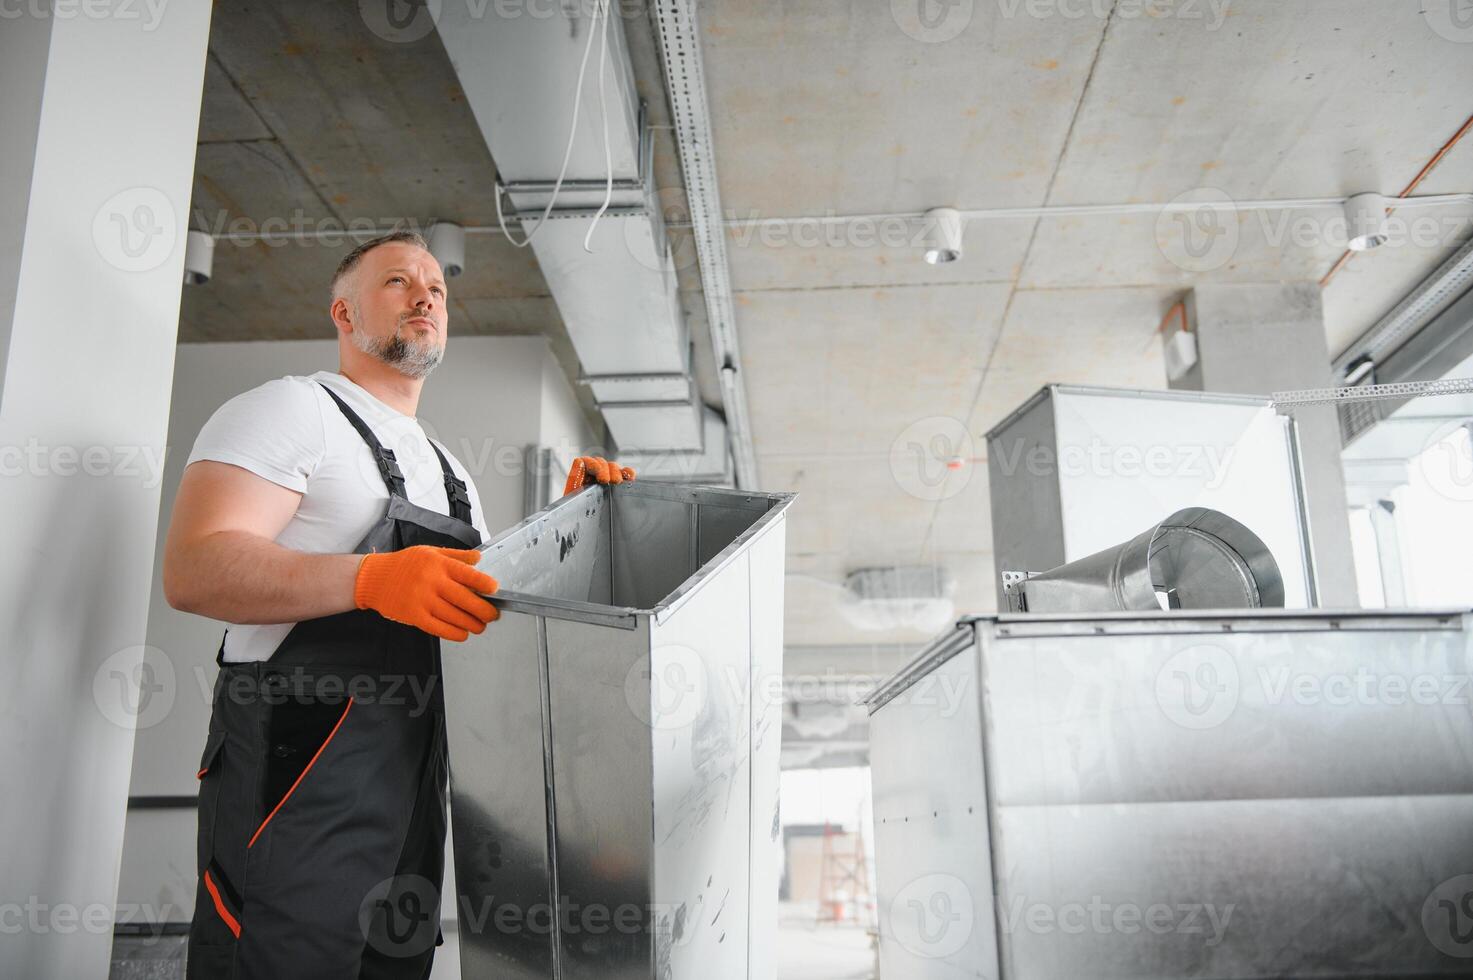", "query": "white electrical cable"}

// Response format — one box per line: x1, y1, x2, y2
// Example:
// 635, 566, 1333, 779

582, 0, 616, 252
660, 193, 1473, 232
494, 0, 607, 248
